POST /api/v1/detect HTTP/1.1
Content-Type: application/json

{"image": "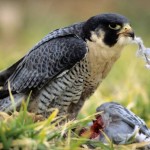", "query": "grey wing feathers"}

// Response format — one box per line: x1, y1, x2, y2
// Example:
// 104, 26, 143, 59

4, 35, 87, 93
29, 22, 84, 54
108, 102, 150, 137
107, 103, 145, 125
